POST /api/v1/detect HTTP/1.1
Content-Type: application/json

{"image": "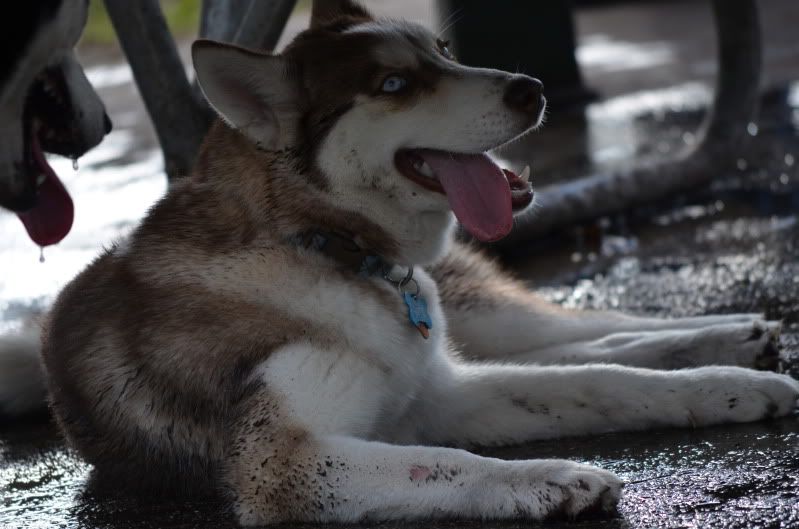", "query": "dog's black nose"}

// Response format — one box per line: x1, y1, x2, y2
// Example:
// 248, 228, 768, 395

503, 76, 544, 114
